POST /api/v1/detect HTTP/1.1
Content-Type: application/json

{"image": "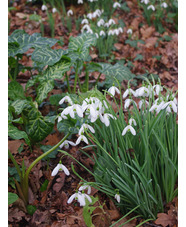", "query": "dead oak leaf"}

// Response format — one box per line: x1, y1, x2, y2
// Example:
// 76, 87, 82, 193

155, 213, 177, 227
140, 26, 155, 39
